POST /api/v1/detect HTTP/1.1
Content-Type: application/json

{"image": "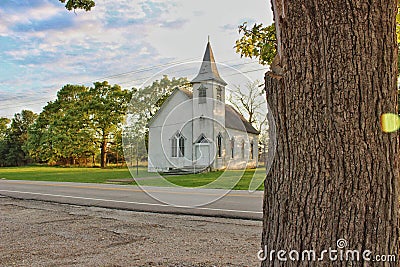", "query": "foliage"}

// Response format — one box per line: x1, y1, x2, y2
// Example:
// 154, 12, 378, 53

0, 111, 37, 166
27, 82, 131, 167
0, 118, 10, 141
59, 0, 95, 11
235, 22, 276, 66
124, 75, 189, 161
236, 14, 399, 115
85, 81, 132, 167
397, 2, 400, 44
28, 85, 96, 164
129, 75, 190, 122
